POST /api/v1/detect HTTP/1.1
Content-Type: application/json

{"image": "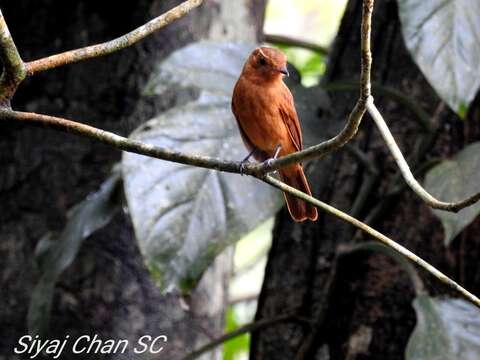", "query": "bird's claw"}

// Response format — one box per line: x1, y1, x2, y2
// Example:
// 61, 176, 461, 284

239, 161, 248, 175
263, 145, 281, 172
262, 158, 277, 173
